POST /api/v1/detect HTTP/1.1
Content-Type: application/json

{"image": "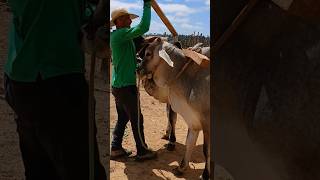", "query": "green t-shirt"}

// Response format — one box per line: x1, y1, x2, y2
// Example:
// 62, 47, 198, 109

110, 2, 151, 88
5, 0, 90, 82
